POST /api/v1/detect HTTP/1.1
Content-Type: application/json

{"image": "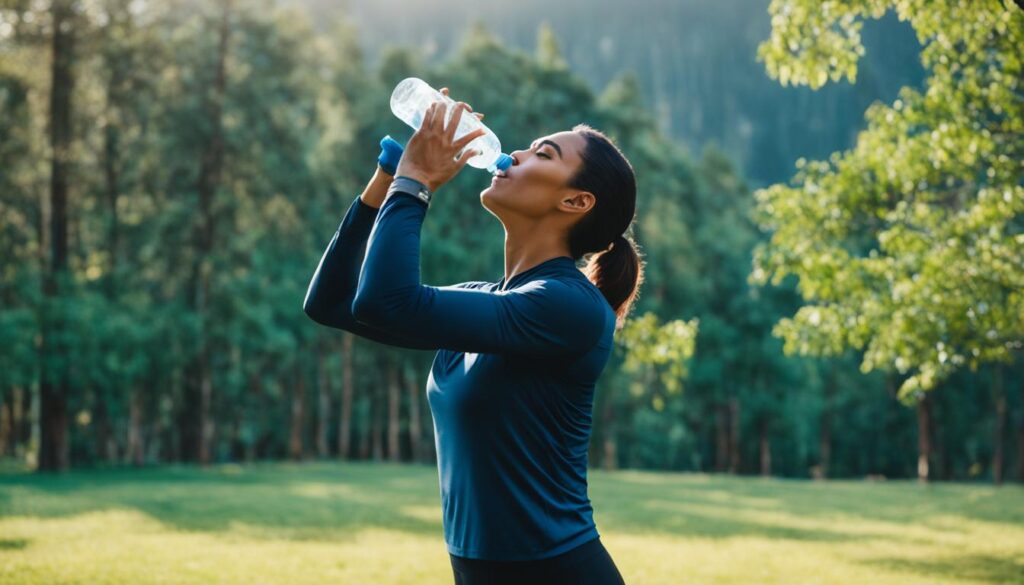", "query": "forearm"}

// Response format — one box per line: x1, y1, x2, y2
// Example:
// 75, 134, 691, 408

359, 166, 395, 209
304, 175, 443, 350
351, 189, 428, 328
302, 173, 383, 324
